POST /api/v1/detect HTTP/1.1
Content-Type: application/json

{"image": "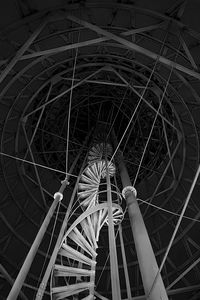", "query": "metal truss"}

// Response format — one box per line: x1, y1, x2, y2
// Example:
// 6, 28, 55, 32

0, 1, 200, 299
